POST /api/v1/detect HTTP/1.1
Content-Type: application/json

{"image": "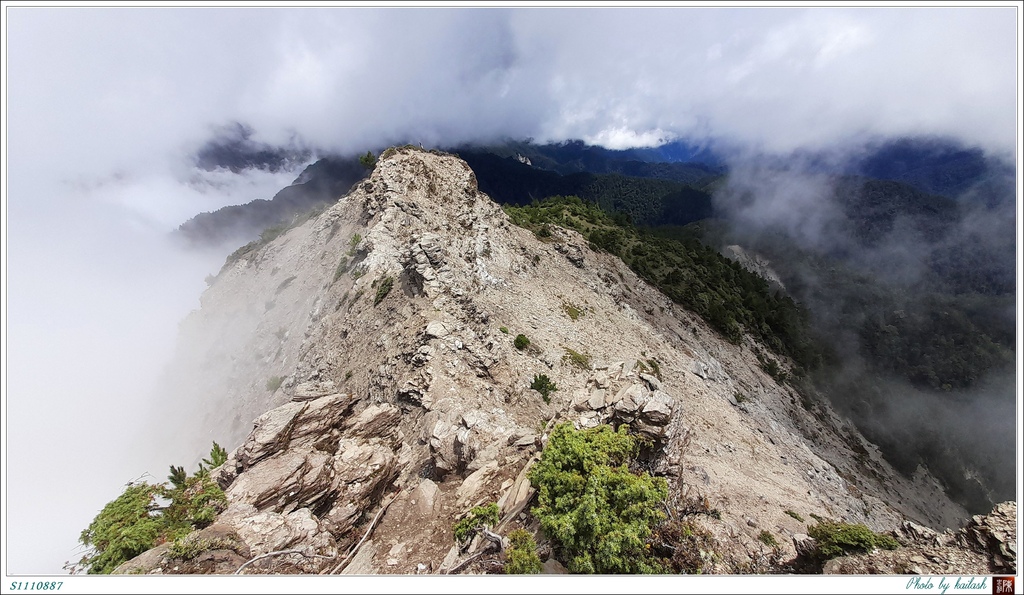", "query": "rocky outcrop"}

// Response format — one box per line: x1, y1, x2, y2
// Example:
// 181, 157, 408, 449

721, 244, 786, 293
569, 363, 677, 445
136, 146, 987, 575
113, 524, 251, 575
